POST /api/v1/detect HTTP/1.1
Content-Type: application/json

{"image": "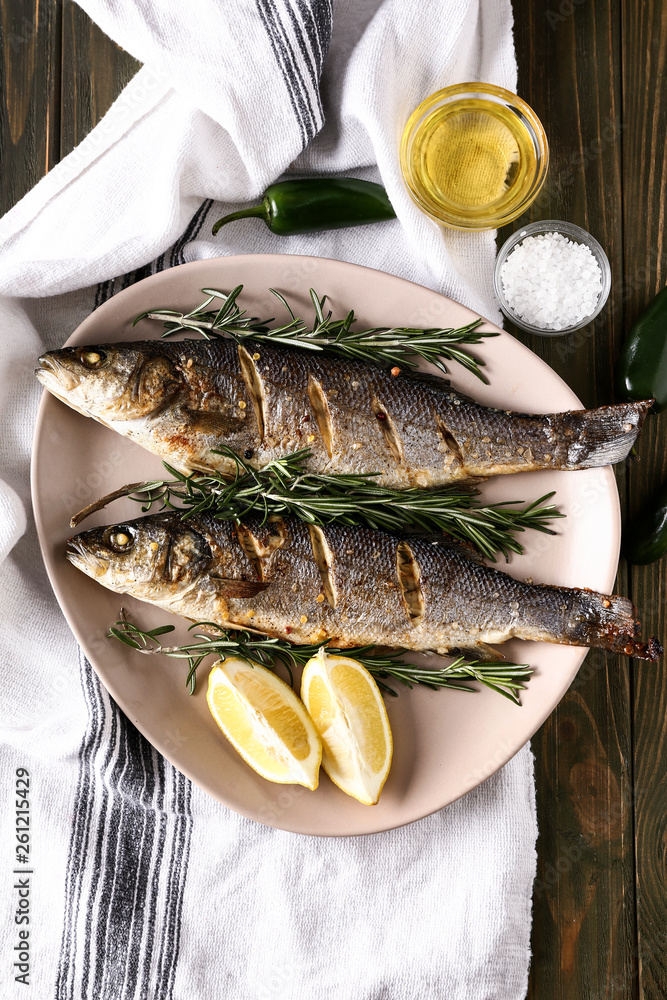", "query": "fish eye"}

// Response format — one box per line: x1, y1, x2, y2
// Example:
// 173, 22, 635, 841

103, 526, 135, 552
79, 349, 107, 369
